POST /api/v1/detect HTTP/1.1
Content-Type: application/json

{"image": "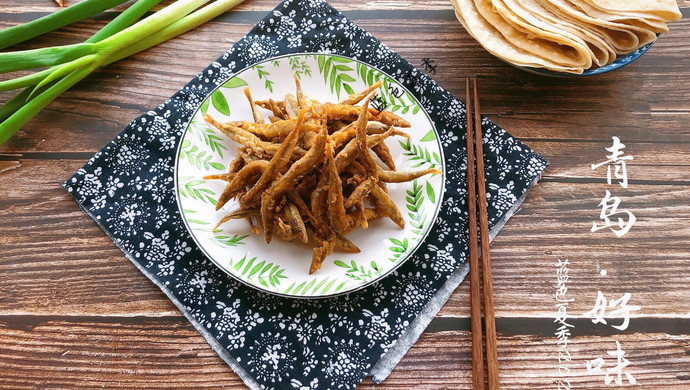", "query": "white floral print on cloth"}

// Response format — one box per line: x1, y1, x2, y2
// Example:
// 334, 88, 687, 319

63, 1, 548, 389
